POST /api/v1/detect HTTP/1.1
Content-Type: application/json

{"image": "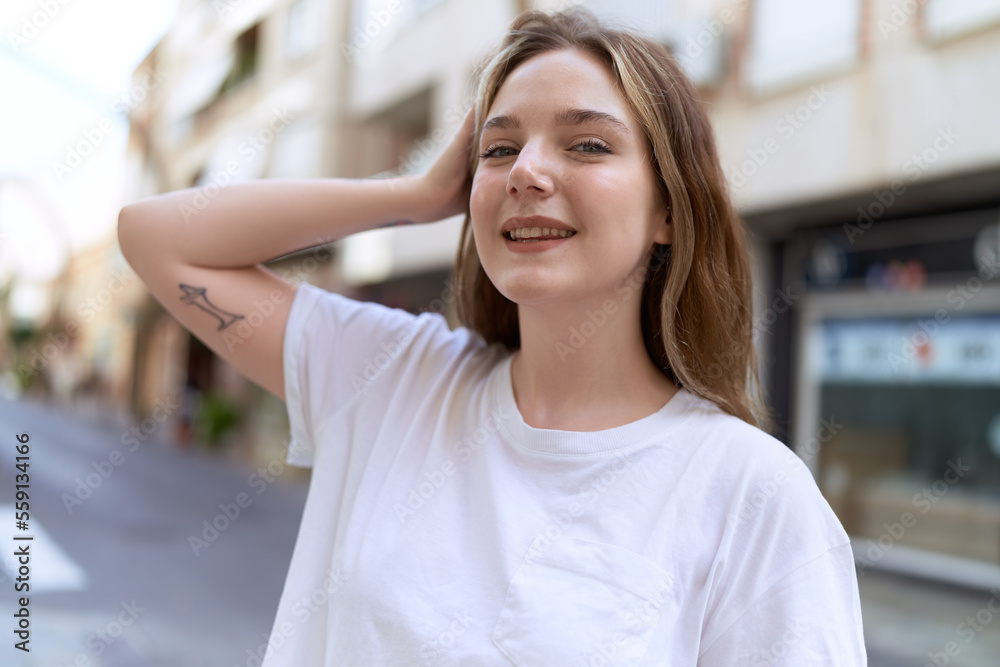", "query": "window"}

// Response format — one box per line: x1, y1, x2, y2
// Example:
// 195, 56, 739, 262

926, 0, 1000, 40
217, 22, 261, 96
346, 0, 442, 59
582, 0, 677, 43
747, 0, 862, 93
286, 0, 322, 59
